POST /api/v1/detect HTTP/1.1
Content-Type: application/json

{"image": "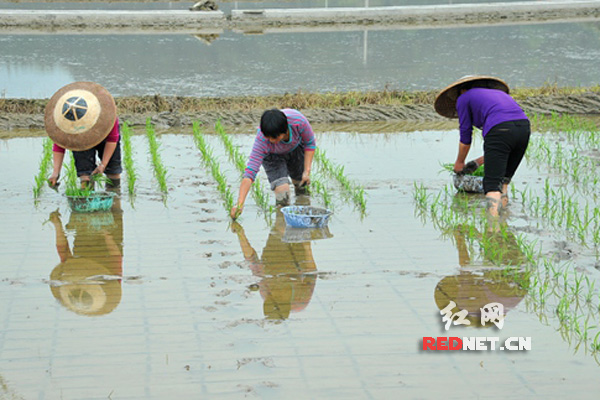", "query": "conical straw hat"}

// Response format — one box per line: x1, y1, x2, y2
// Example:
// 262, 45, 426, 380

44, 81, 116, 151
434, 75, 509, 119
